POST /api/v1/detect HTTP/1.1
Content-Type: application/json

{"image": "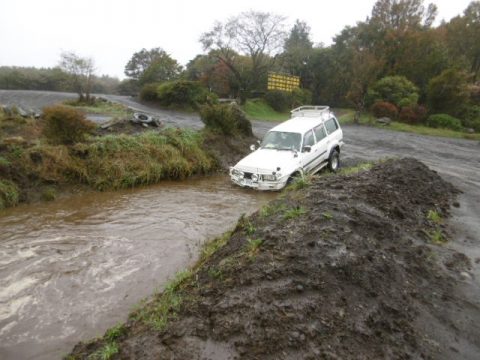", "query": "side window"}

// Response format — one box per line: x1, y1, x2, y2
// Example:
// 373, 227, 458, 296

325, 118, 339, 134
314, 125, 327, 142
303, 130, 315, 147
